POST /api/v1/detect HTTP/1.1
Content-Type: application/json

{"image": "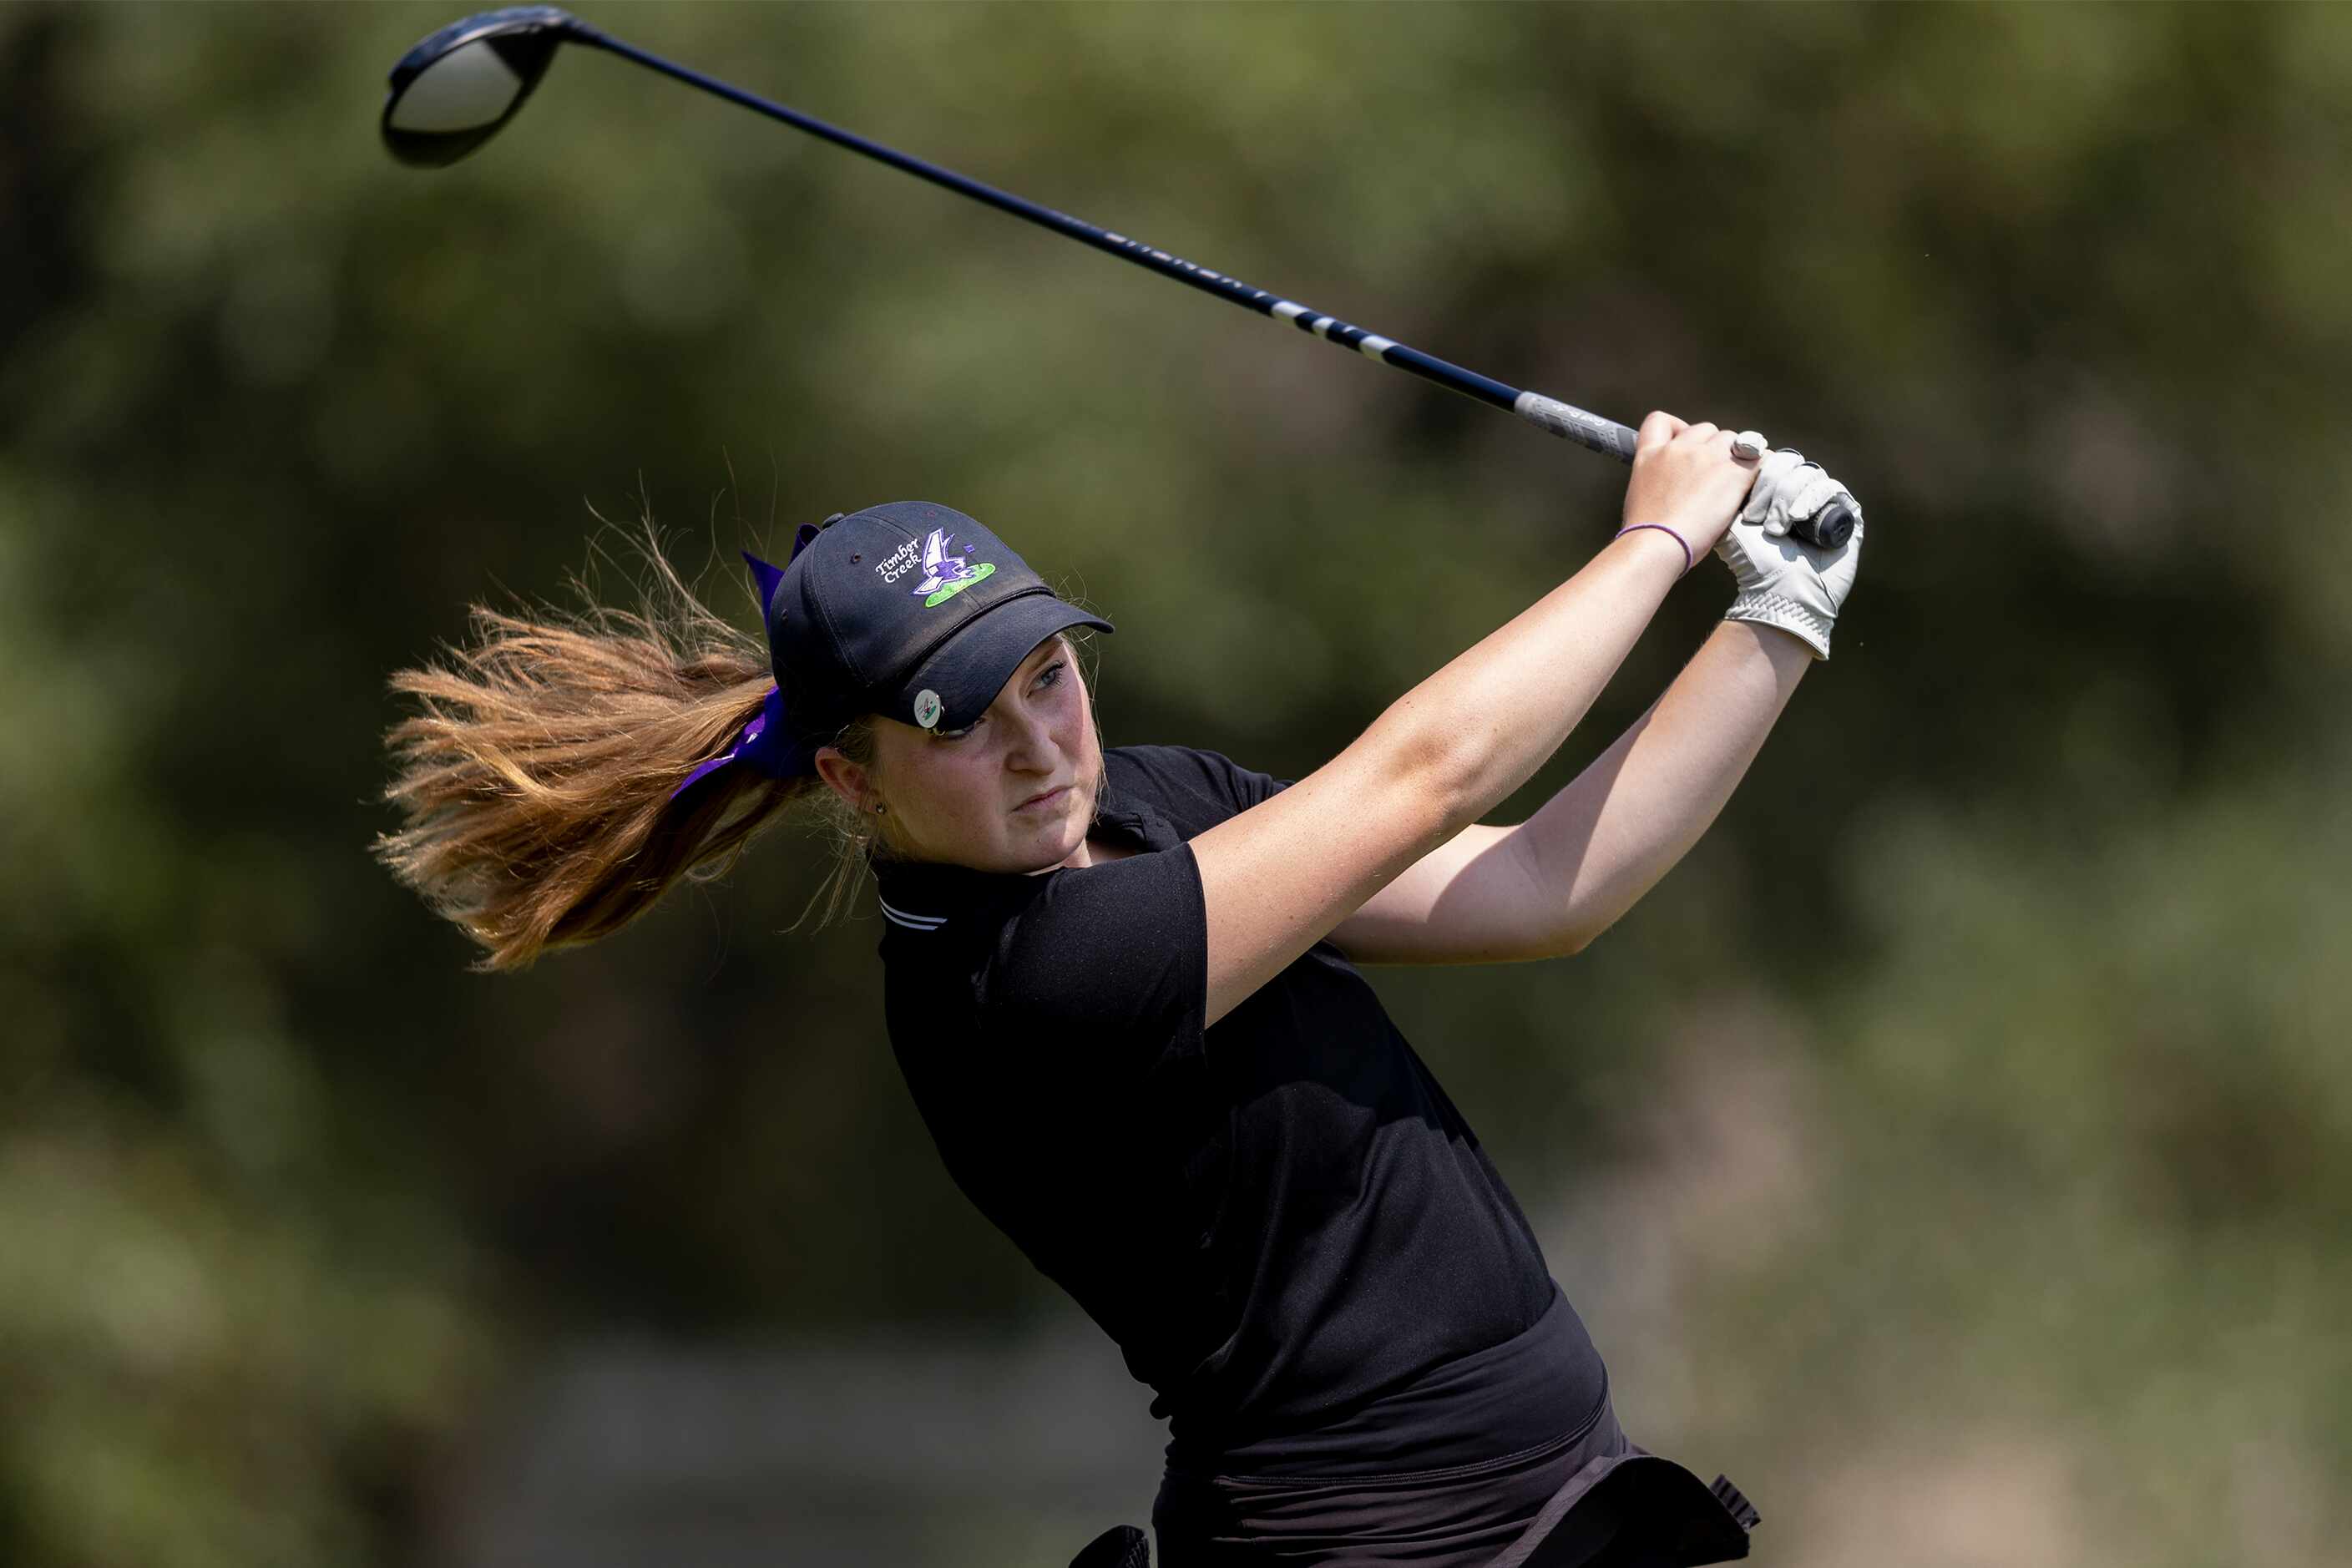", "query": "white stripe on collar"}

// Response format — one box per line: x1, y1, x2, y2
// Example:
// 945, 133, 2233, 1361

878, 894, 946, 931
